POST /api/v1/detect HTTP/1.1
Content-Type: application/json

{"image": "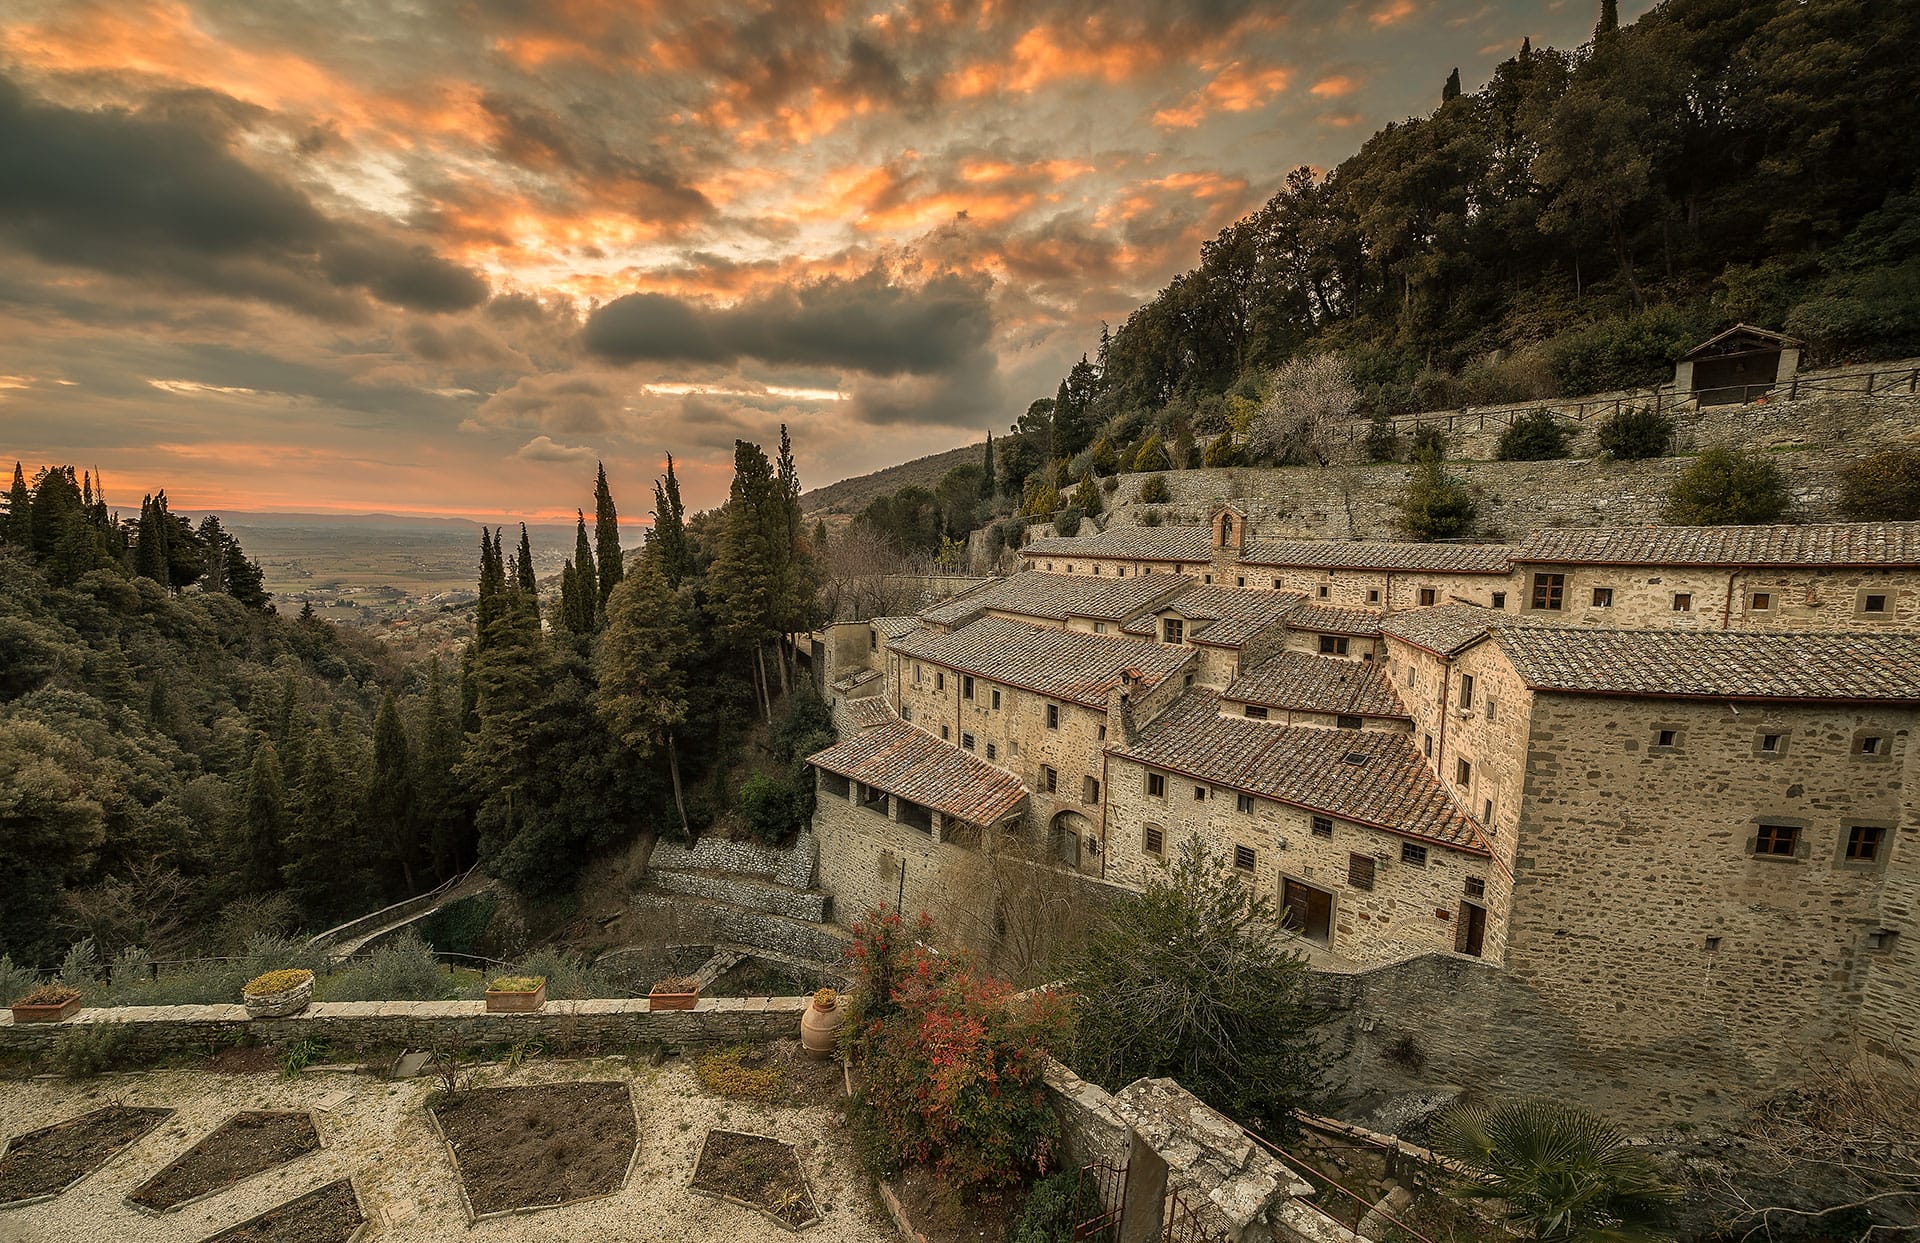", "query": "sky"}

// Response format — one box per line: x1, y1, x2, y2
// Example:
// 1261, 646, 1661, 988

0, 0, 1638, 523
